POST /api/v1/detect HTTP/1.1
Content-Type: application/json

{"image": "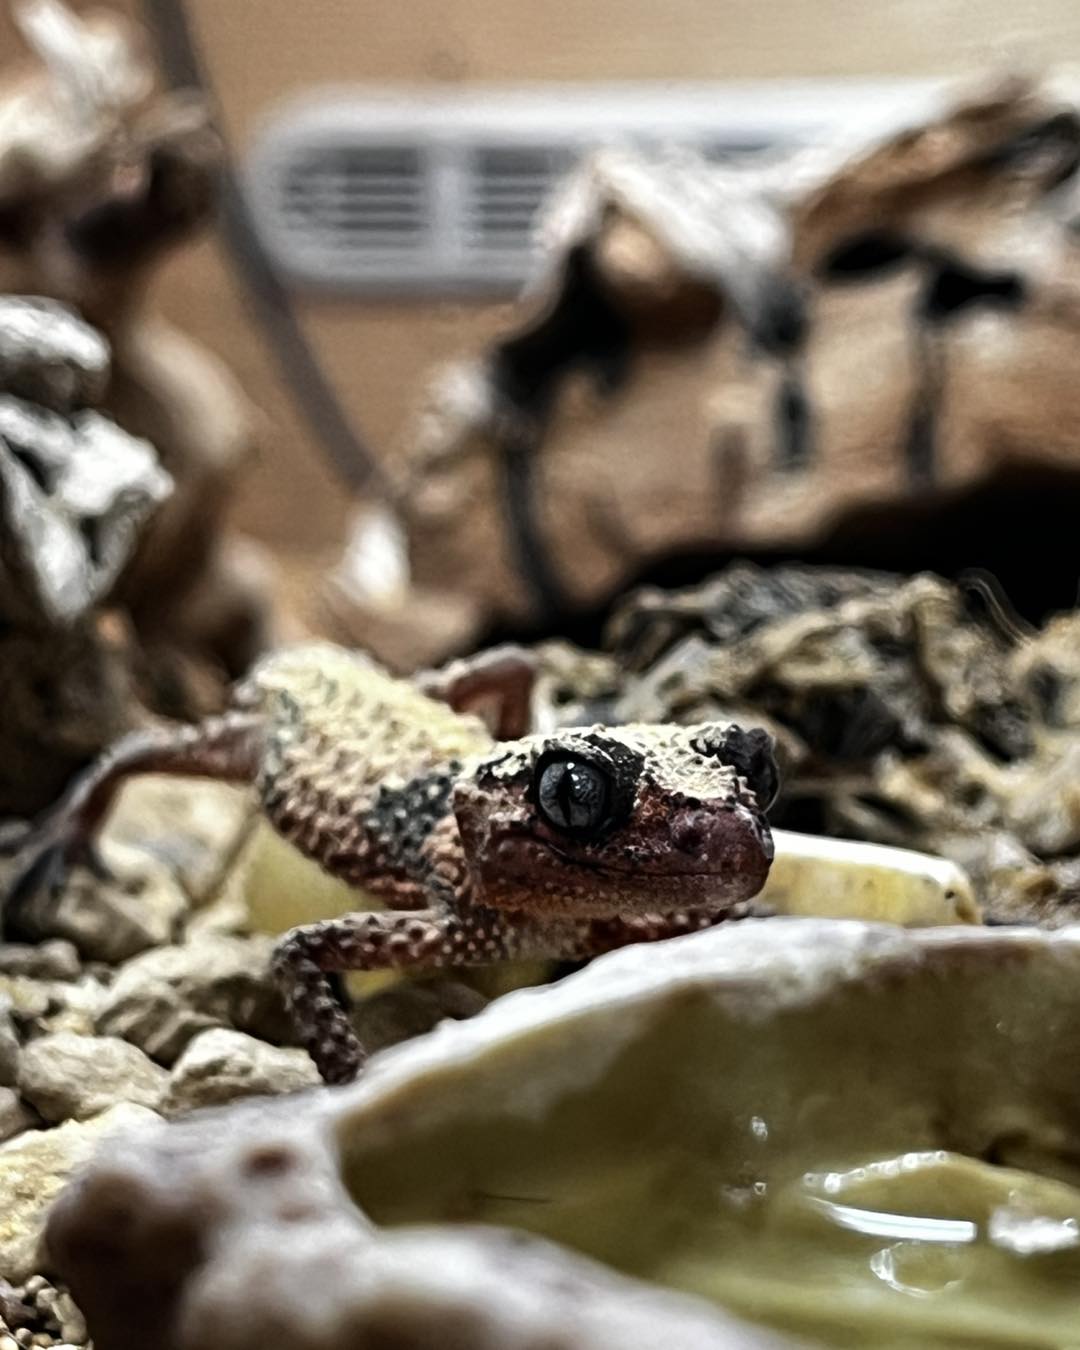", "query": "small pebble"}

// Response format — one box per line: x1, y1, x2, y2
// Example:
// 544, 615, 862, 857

50, 1293, 85, 1345
164, 1028, 319, 1115
18, 1033, 167, 1122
